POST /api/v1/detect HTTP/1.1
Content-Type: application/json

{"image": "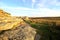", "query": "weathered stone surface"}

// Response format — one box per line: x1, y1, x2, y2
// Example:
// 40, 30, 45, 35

0, 23, 36, 40
0, 9, 11, 17
0, 9, 41, 40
